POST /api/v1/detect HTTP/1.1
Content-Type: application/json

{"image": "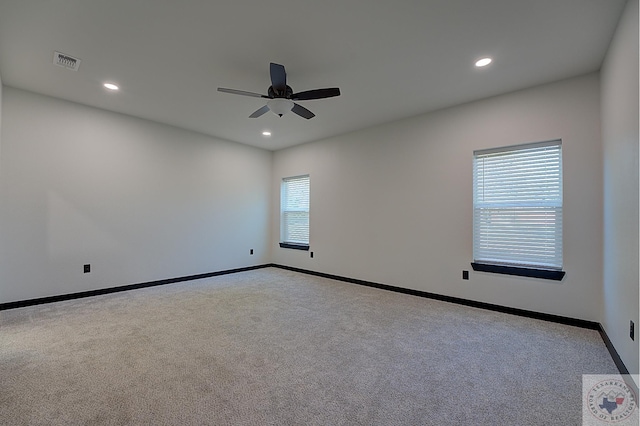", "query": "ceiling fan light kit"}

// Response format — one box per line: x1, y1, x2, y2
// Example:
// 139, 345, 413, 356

218, 62, 341, 119
267, 99, 294, 117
